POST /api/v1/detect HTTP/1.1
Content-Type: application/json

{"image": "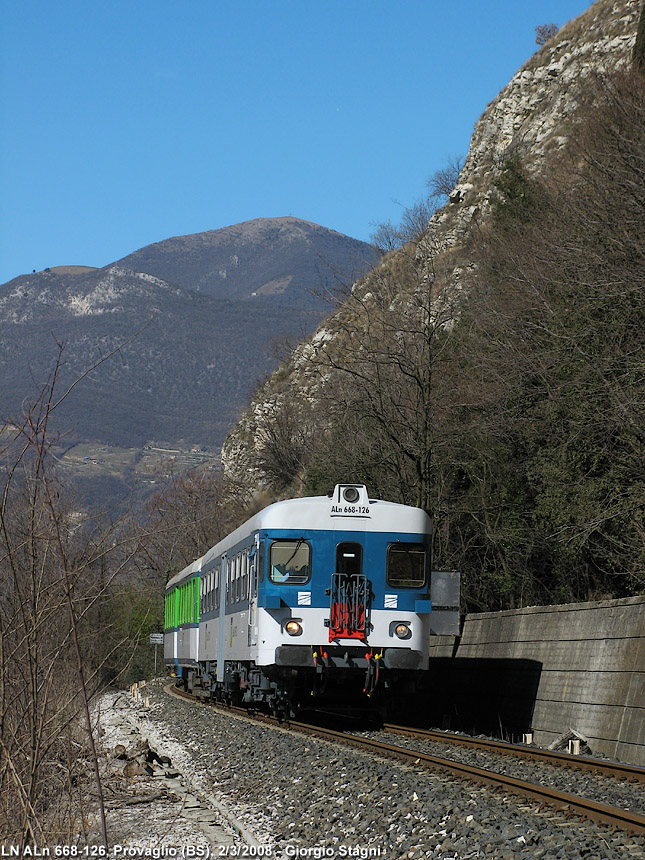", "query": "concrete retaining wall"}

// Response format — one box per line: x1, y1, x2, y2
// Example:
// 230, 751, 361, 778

427, 596, 645, 765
